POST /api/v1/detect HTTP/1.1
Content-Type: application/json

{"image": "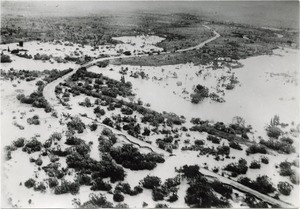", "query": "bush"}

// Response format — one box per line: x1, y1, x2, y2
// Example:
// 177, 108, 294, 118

152, 187, 165, 201
94, 106, 106, 115
249, 160, 261, 169
48, 178, 59, 188
90, 123, 98, 131
121, 107, 133, 115
103, 117, 114, 127
115, 203, 129, 208
91, 178, 112, 191
1, 54, 12, 63
279, 161, 294, 176
290, 174, 299, 185
13, 137, 25, 148
246, 144, 267, 155
238, 176, 276, 194
81, 193, 114, 208
266, 126, 282, 139
217, 145, 230, 155
278, 181, 293, 195
24, 178, 36, 188
114, 183, 143, 196
229, 141, 242, 150
155, 203, 169, 208
260, 138, 295, 154
255, 175, 276, 194
190, 85, 209, 104
141, 175, 161, 189
179, 165, 200, 179
185, 176, 230, 207
49, 132, 62, 141
54, 180, 80, 195
110, 144, 164, 170
211, 181, 233, 199
67, 117, 86, 133
224, 158, 248, 175
244, 194, 269, 208
34, 182, 46, 193
113, 192, 124, 202
22, 138, 42, 153
27, 115, 40, 125
261, 156, 269, 164
77, 174, 92, 186
208, 135, 221, 144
